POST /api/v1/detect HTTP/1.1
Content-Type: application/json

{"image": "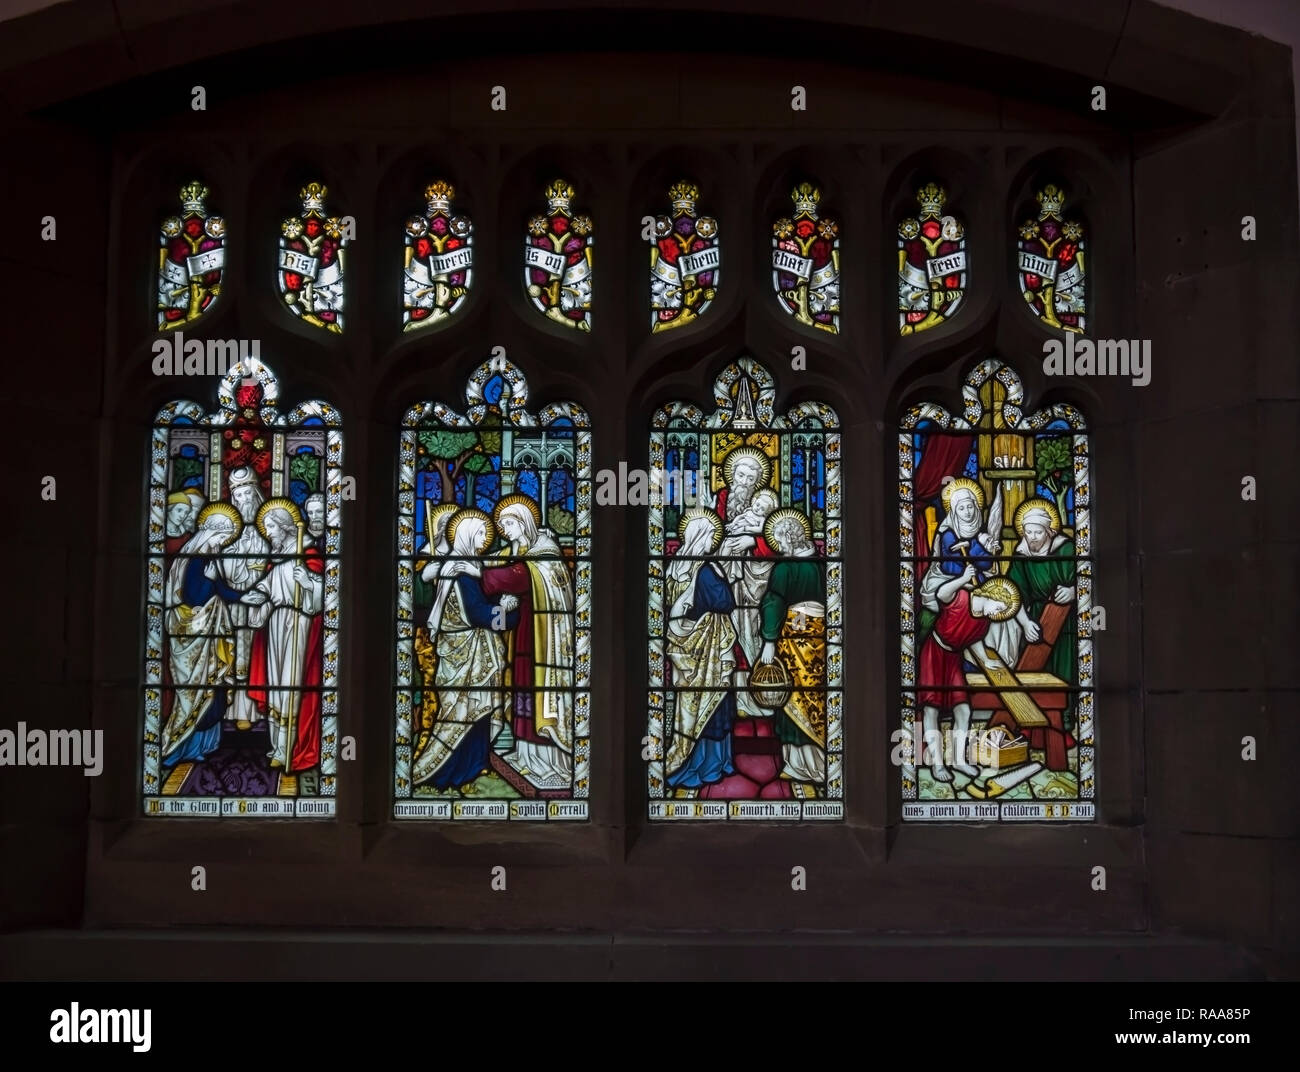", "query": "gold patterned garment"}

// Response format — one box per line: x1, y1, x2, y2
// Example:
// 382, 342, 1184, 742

411, 626, 439, 766
412, 581, 507, 786
776, 606, 826, 748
